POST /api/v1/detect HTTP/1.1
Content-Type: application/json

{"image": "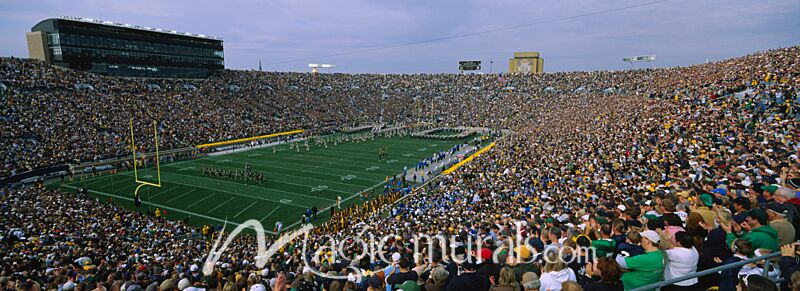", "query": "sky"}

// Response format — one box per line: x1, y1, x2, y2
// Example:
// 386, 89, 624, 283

0, 0, 798, 73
